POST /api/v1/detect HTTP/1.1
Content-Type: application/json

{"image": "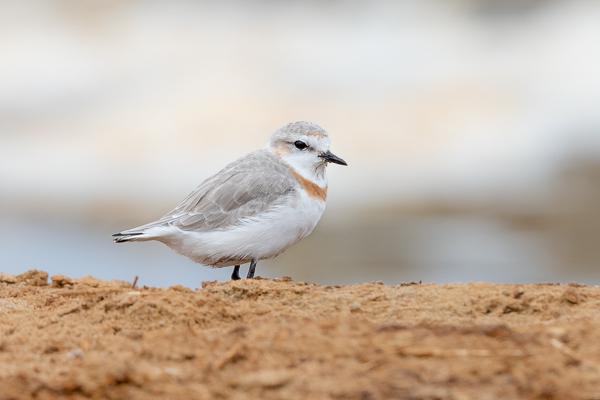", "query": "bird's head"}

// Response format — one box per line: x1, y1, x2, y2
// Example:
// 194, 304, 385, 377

269, 121, 347, 183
